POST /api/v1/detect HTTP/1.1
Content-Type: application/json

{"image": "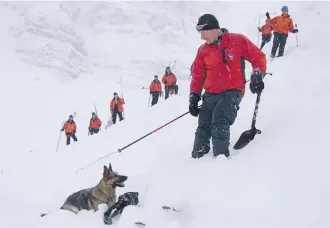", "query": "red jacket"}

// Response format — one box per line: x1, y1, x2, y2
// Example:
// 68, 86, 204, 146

258, 18, 273, 35
62, 120, 76, 134
162, 73, 177, 86
149, 80, 162, 92
110, 98, 125, 113
190, 33, 266, 95
271, 13, 294, 35
89, 117, 102, 129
